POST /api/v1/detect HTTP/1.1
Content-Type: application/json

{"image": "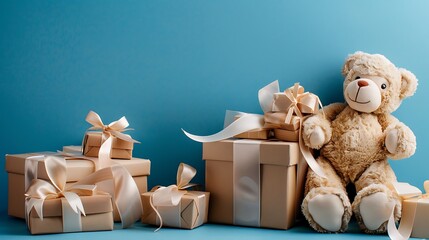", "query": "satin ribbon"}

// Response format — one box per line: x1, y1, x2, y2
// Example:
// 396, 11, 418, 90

25, 156, 96, 232
182, 80, 326, 178
388, 181, 429, 240
149, 163, 197, 231
25, 155, 142, 231
233, 140, 261, 227
84, 111, 140, 169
